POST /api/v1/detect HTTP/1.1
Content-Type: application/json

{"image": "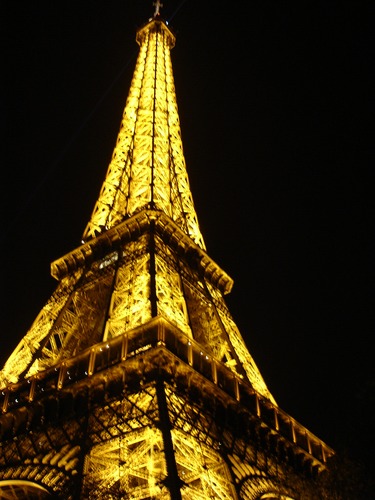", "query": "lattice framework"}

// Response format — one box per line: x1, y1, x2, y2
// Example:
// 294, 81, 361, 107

0, 11, 335, 499
82, 381, 238, 499
83, 19, 205, 250
1, 212, 275, 403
